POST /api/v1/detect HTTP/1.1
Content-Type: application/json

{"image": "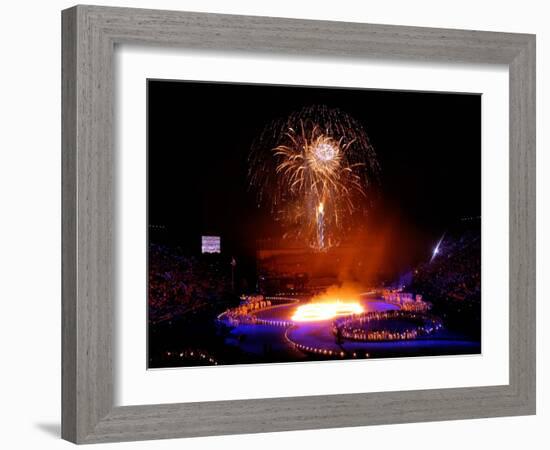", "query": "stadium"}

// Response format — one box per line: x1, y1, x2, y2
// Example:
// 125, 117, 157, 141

148, 218, 481, 367
147, 80, 482, 368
